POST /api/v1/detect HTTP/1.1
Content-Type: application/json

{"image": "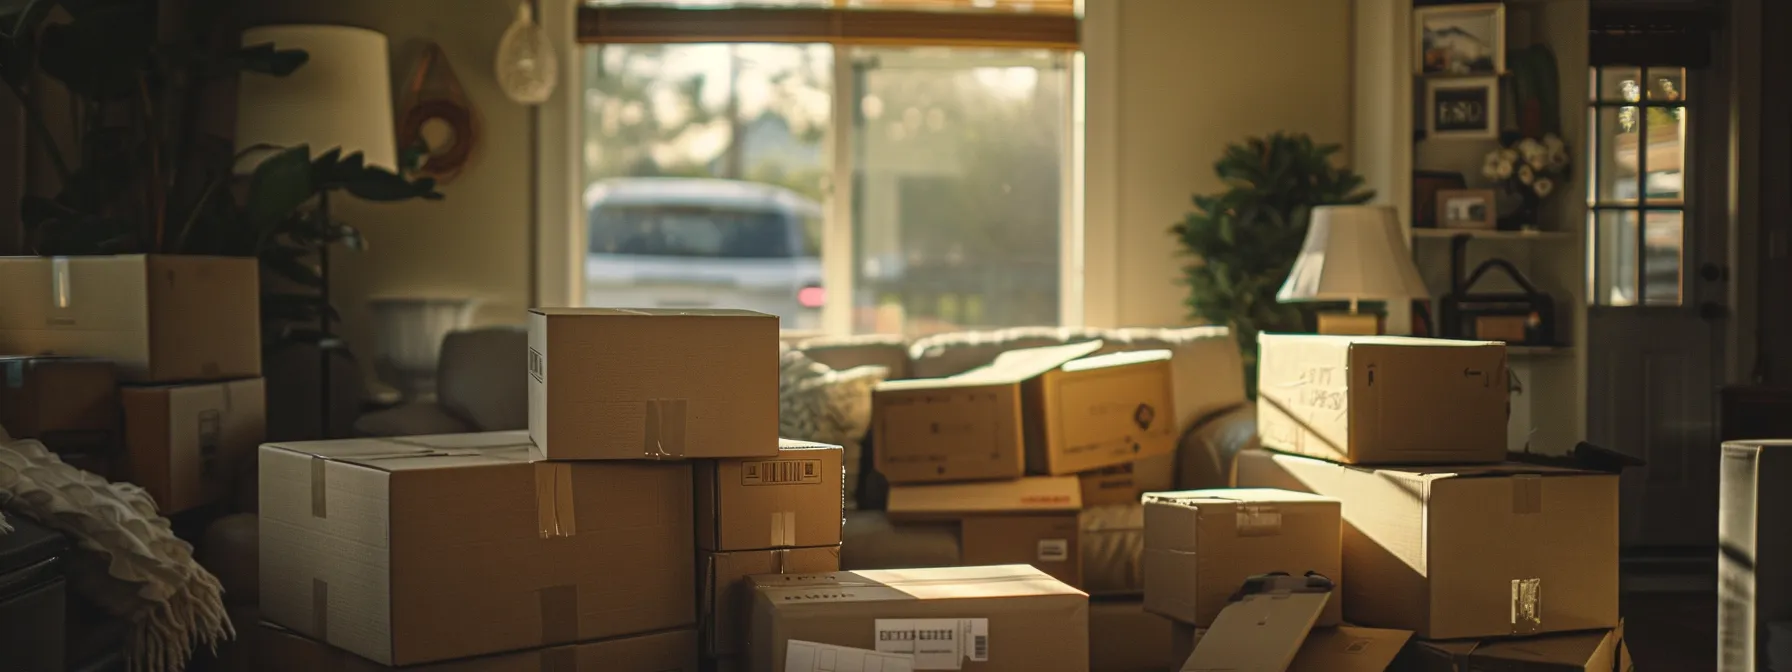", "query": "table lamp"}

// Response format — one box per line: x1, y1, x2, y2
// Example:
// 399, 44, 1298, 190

236, 25, 397, 437
1277, 205, 1430, 335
